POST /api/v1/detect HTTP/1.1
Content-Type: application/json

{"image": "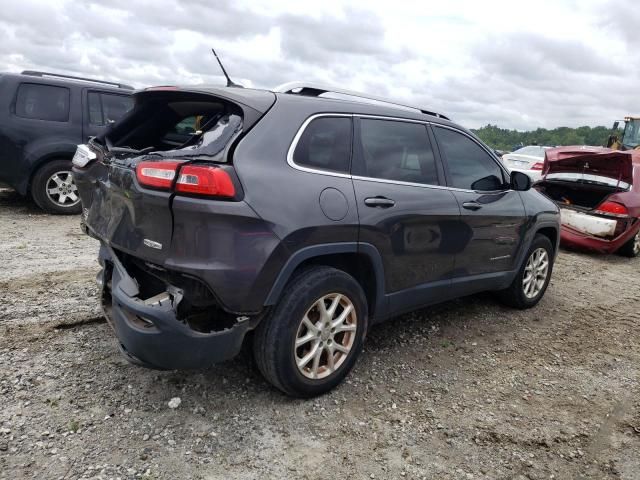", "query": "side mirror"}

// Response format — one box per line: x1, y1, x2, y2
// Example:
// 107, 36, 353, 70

613, 121, 620, 130
511, 171, 532, 191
